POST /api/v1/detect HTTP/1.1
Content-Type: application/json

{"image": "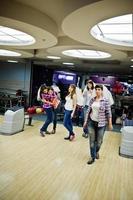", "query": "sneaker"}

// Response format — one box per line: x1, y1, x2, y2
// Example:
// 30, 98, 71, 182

70, 134, 75, 141
64, 136, 70, 140
82, 133, 86, 137
96, 152, 100, 159
87, 158, 95, 165
82, 133, 88, 138
40, 130, 45, 137
85, 134, 88, 138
